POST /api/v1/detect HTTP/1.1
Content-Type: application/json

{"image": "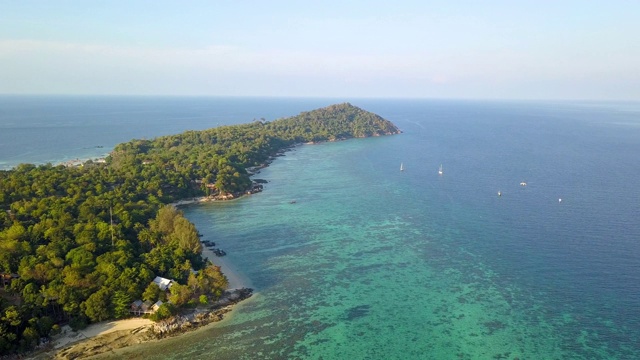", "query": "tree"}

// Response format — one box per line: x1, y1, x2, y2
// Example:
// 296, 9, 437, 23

168, 283, 193, 307
0, 102, 399, 354
112, 291, 131, 319
142, 282, 163, 302
199, 294, 208, 305
2, 306, 22, 330
149, 205, 180, 236
21, 283, 41, 307
82, 288, 111, 322
65, 247, 95, 273
198, 265, 228, 299
0, 324, 17, 354
215, 162, 251, 194
149, 302, 175, 321
170, 217, 202, 254
36, 316, 55, 337
20, 326, 39, 351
